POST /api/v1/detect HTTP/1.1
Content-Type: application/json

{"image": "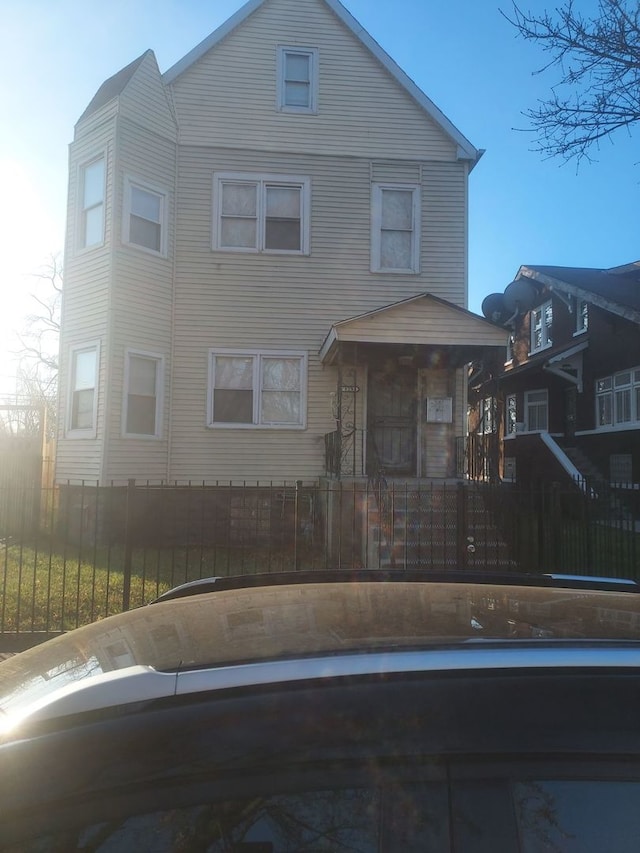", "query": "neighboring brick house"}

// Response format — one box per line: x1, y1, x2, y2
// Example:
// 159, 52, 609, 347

470, 262, 640, 490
